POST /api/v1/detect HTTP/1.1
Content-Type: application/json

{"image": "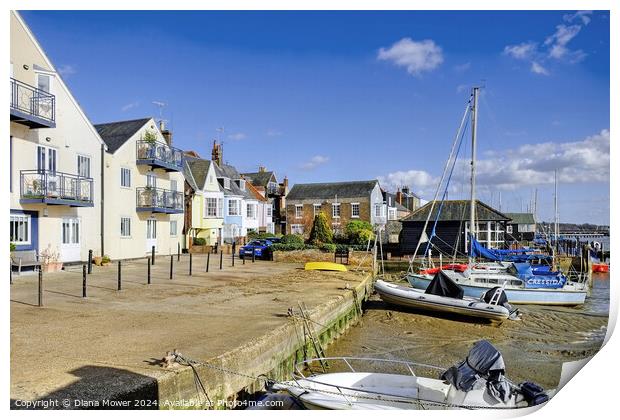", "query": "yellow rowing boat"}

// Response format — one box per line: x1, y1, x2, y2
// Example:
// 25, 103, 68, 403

304, 262, 348, 272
